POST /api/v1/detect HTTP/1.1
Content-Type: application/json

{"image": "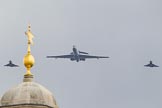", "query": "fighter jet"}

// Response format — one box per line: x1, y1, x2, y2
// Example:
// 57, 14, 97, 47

4, 60, 19, 67
144, 61, 159, 67
47, 46, 109, 62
